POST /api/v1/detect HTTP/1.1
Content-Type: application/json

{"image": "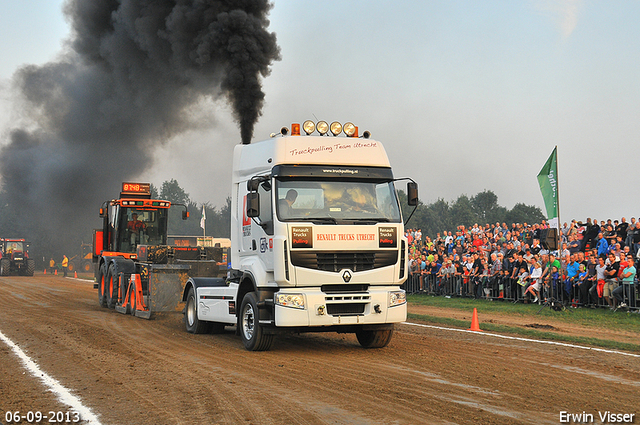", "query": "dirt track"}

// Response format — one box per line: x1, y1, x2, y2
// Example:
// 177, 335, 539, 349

1, 274, 638, 425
